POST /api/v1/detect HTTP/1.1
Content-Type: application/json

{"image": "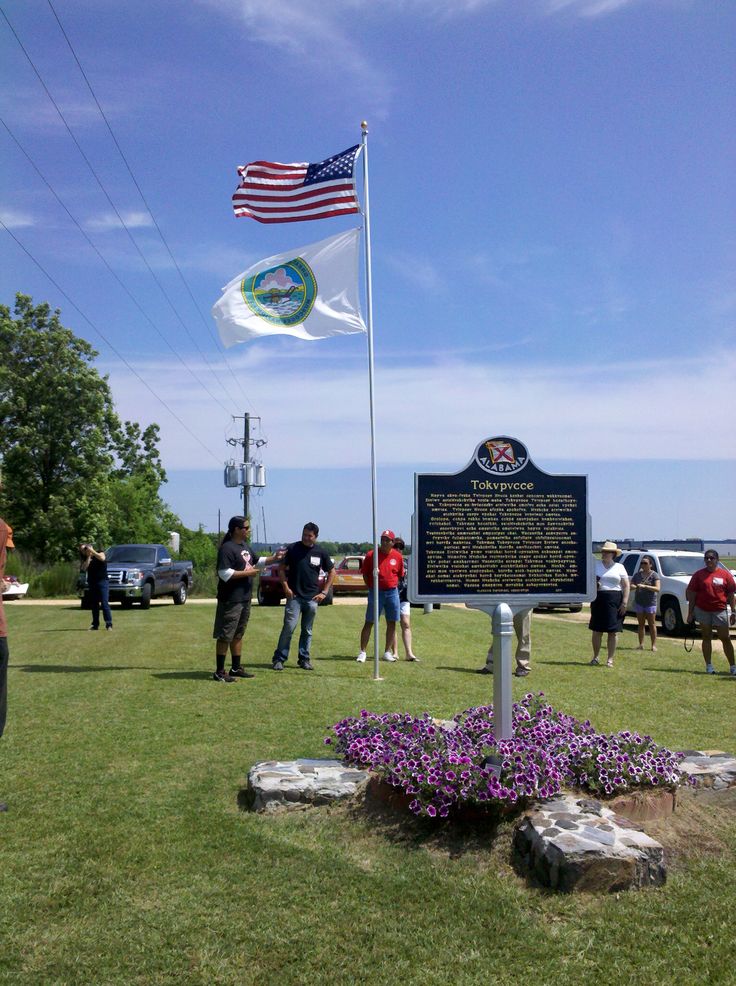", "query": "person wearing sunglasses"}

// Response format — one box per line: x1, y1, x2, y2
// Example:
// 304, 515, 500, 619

630, 555, 661, 652
213, 516, 282, 682
685, 550, 736, 676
